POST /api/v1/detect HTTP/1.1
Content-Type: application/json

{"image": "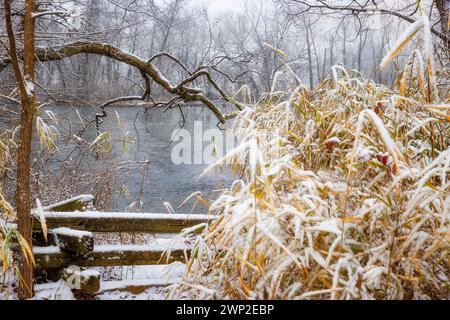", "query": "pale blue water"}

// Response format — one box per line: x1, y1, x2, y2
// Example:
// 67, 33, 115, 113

43, 105, 235, 214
